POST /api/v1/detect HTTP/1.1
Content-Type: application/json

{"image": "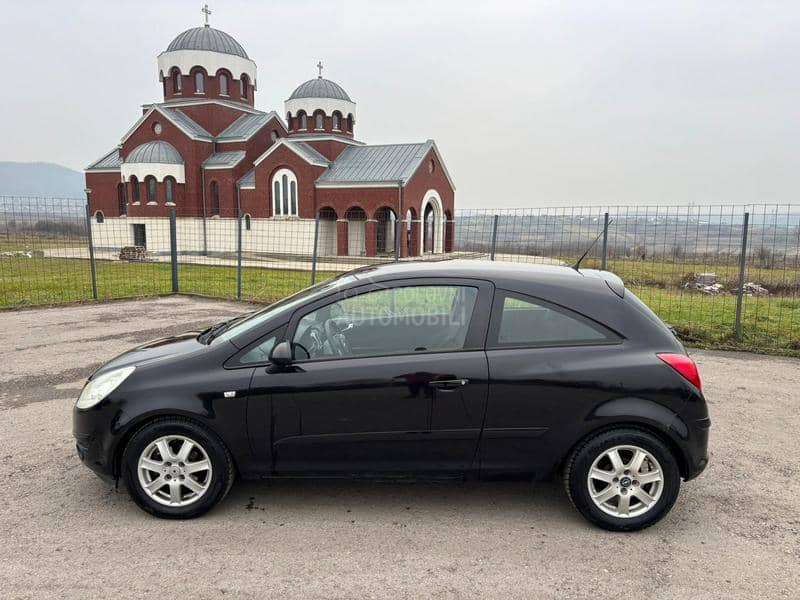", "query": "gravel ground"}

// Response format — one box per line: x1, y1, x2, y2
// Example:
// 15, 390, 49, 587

1, 296, 798, 599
